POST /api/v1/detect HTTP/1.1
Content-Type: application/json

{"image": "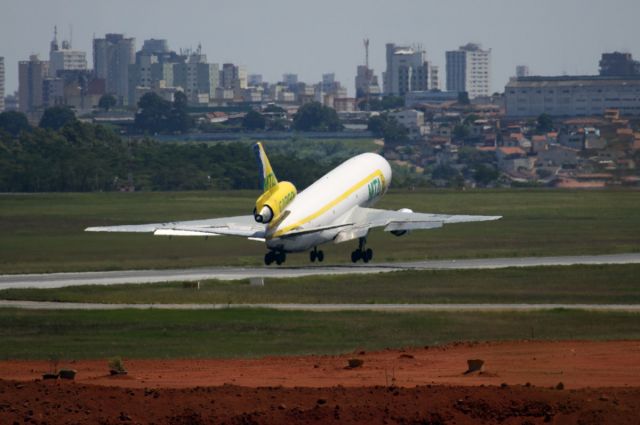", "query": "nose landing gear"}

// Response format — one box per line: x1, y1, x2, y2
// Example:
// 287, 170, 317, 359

351, 237, 373, 263
309, 246, 324, 263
